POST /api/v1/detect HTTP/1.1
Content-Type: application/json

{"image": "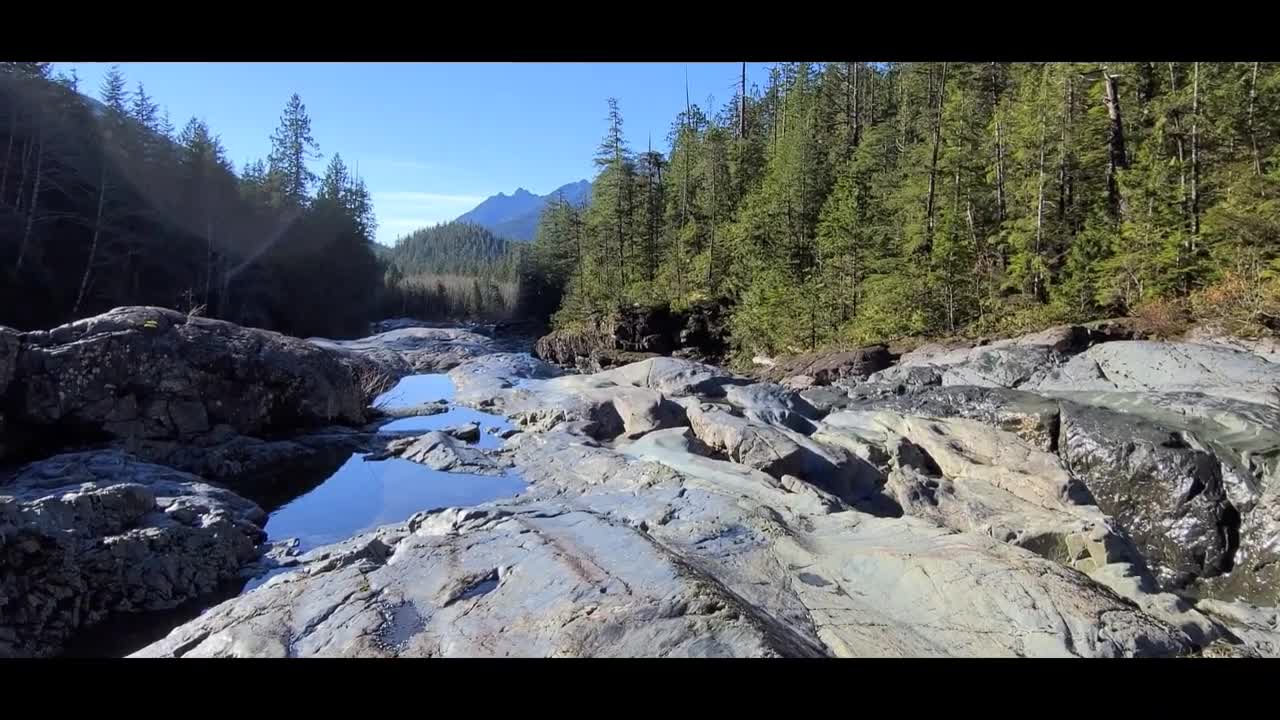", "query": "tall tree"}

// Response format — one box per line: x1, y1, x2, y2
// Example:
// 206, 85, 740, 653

268, 93, 321, 206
